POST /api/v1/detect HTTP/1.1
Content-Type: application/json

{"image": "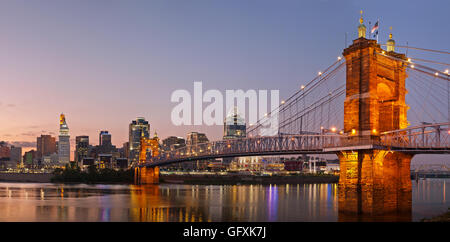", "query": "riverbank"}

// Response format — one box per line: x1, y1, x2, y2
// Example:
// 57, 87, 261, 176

160, 173, 339, 185
1, 171, 338, 185
421, 208, 450, 222
0, 173, 53, 183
